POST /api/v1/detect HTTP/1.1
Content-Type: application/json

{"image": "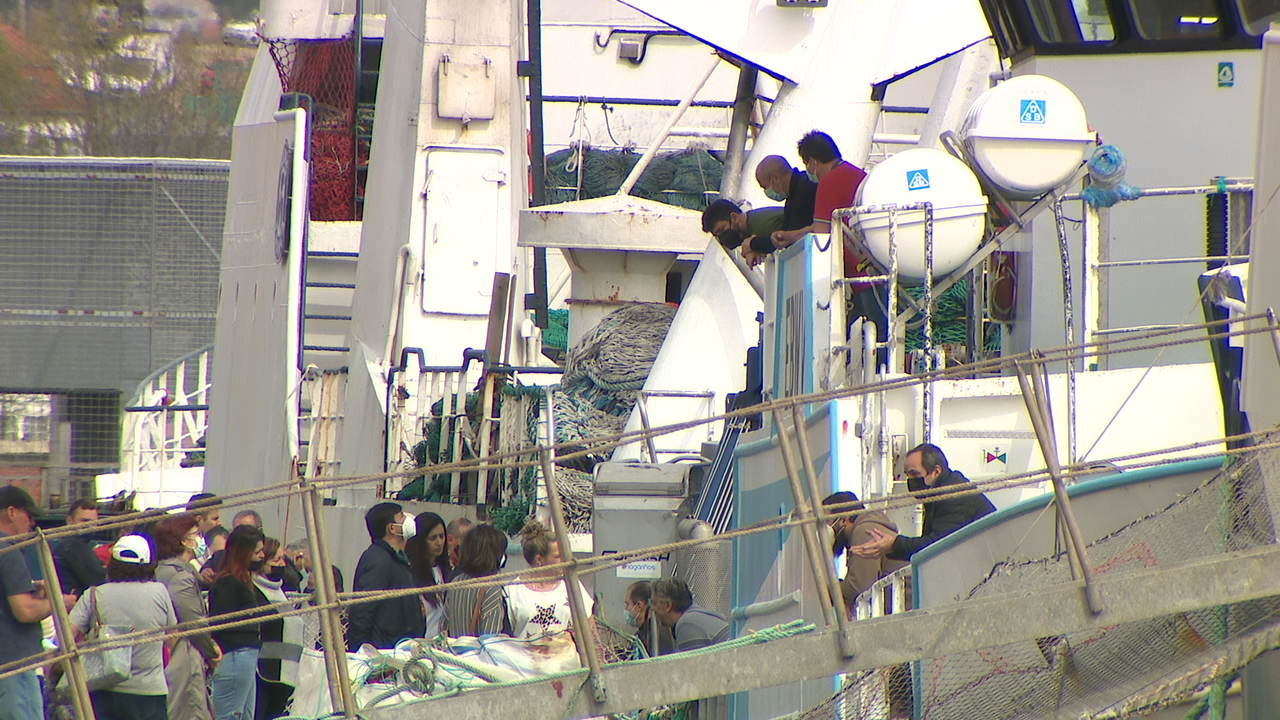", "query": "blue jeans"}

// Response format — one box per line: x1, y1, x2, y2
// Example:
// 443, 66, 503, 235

0, 671, 41, 720
210, 647, 259, 720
